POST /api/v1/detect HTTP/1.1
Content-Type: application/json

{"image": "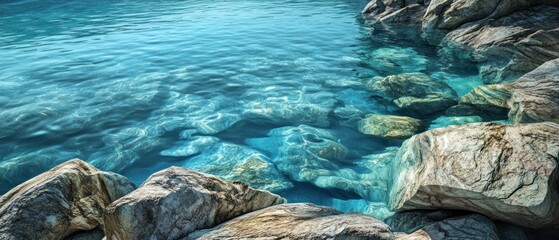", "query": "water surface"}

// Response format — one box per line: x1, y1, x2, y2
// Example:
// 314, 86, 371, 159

0, 0, 483, 218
